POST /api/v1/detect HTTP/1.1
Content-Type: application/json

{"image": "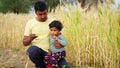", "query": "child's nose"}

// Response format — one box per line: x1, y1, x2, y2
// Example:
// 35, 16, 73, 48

51, 31, 54, 34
